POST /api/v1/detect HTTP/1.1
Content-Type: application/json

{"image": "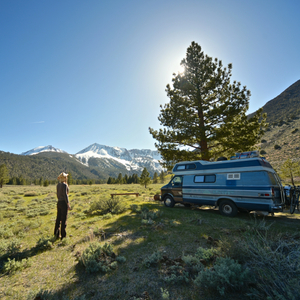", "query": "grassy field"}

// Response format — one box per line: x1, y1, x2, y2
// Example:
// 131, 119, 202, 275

0, 183, 300, 300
